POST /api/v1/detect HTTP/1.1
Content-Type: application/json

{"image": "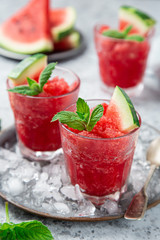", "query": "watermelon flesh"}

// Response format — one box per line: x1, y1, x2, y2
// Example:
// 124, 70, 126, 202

50, 8, 68, 28
119, 20, 142, 35
50, 7, 76, 42
54, 31, 80, 52
0, 0, 53, 54
42, 76, 70, 96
